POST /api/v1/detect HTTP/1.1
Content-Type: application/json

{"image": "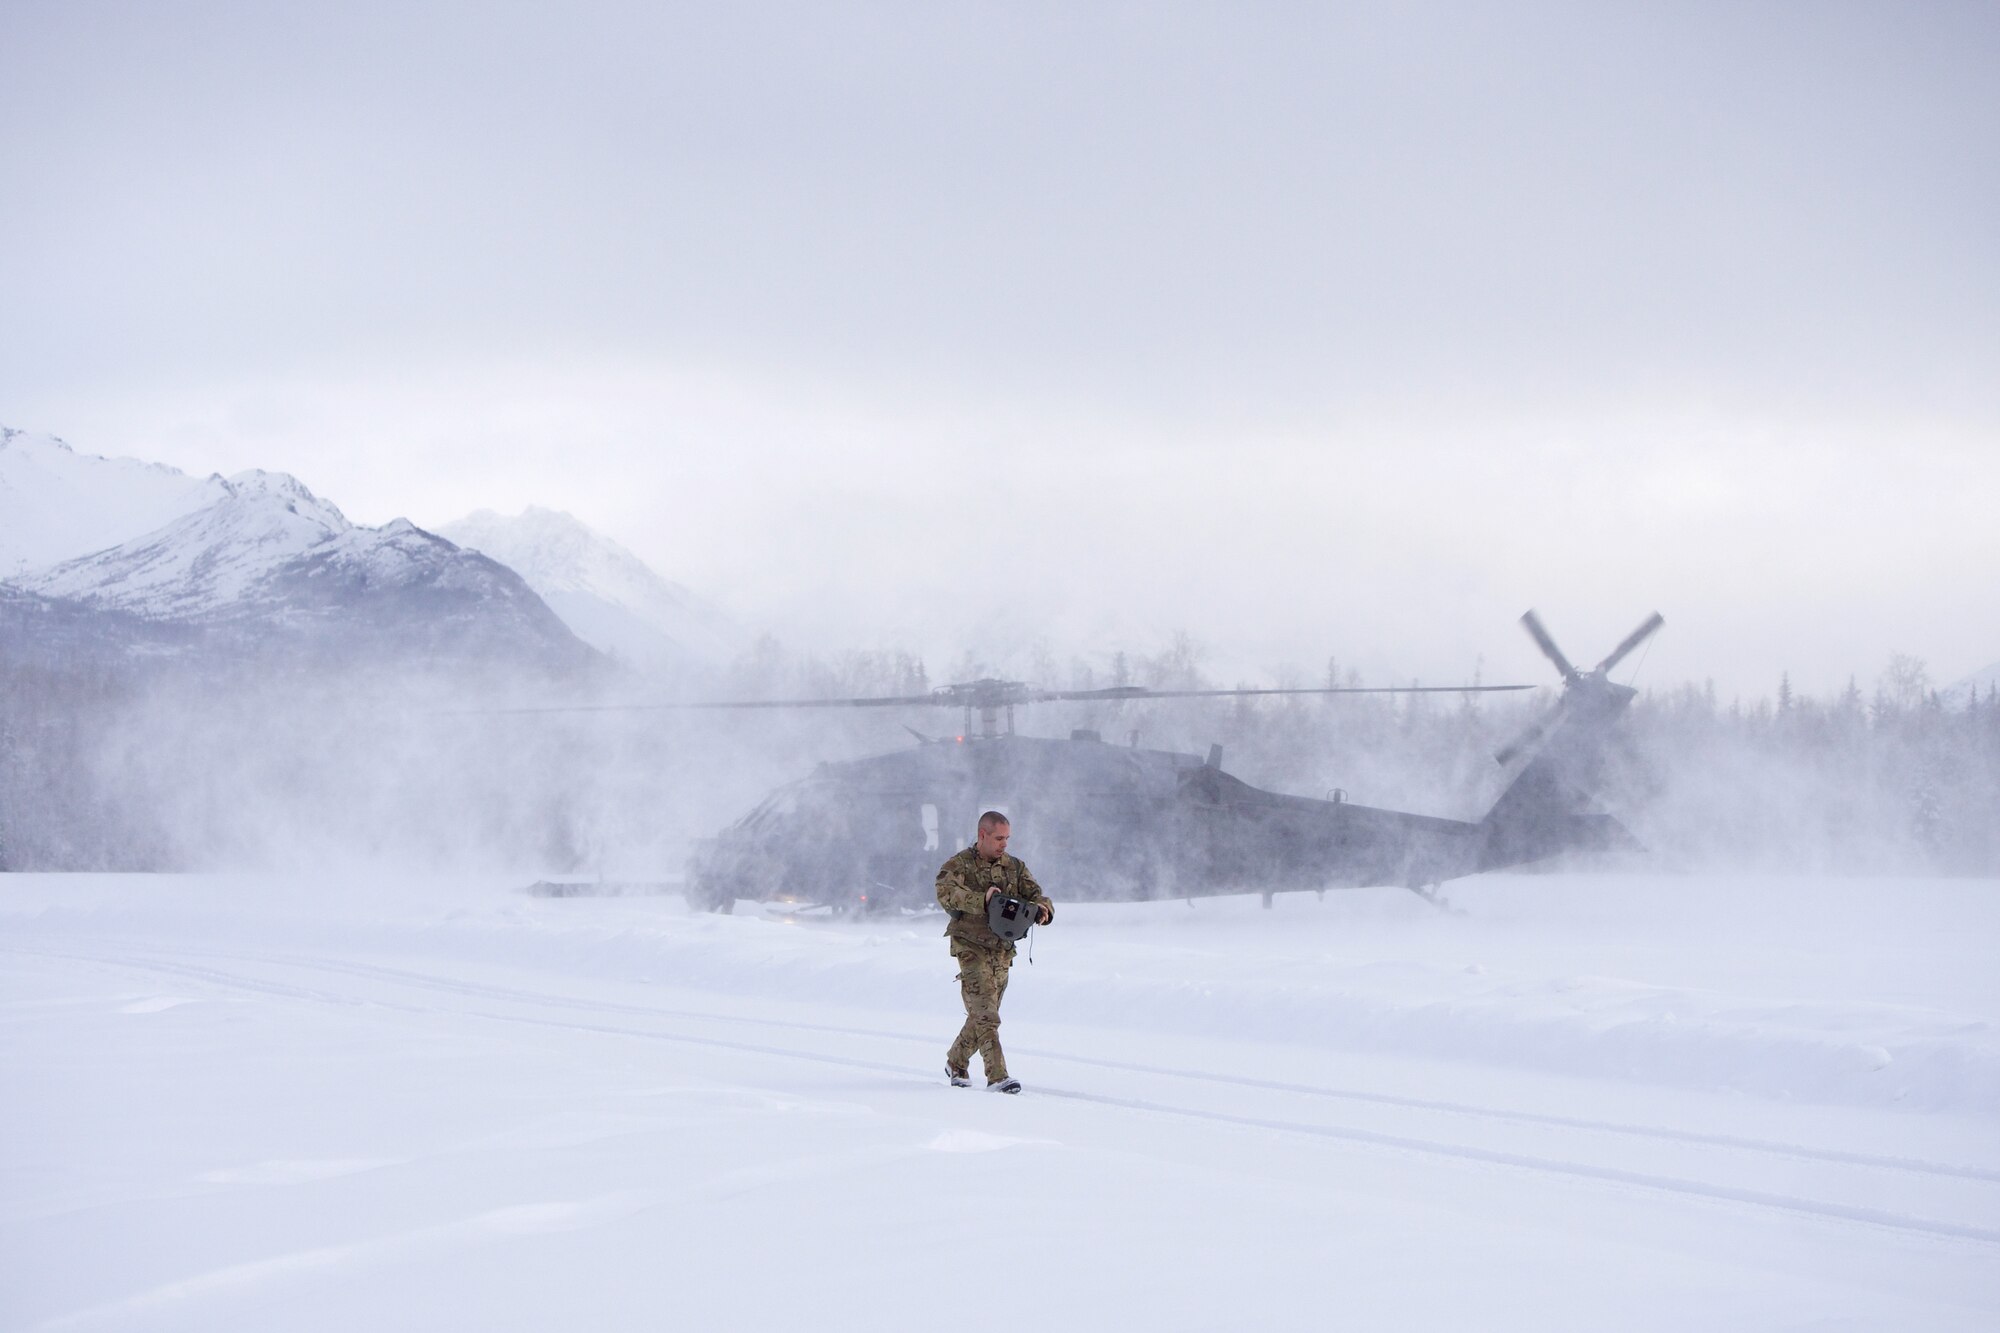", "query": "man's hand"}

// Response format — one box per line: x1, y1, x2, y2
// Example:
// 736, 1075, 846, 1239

985, 886, 999, 905
1036, 904, 1052, 925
